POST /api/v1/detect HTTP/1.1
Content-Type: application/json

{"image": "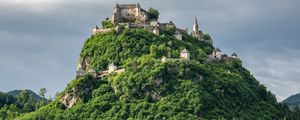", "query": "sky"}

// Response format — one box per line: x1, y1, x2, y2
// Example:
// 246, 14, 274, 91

0, 0, 299, 102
